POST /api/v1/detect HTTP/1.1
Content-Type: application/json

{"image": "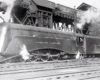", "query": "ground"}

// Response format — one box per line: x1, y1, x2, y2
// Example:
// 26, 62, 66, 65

0, 58, 100, 80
